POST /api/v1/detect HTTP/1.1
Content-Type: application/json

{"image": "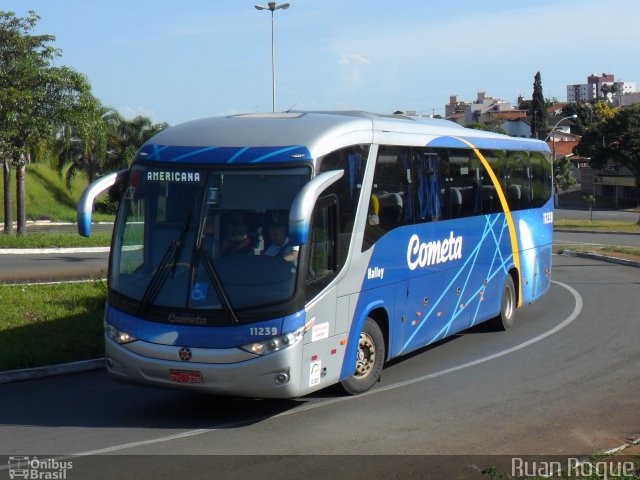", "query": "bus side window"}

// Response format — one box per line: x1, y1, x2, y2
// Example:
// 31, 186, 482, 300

306, 196, 338, 301
447, 148, 481, 218
363, 146, 412, 250
529, 151, 552, 207
317, 145, 369, 267
414, 148, 444, 222
479, 149, 506, 214
506, 151, 530, 211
